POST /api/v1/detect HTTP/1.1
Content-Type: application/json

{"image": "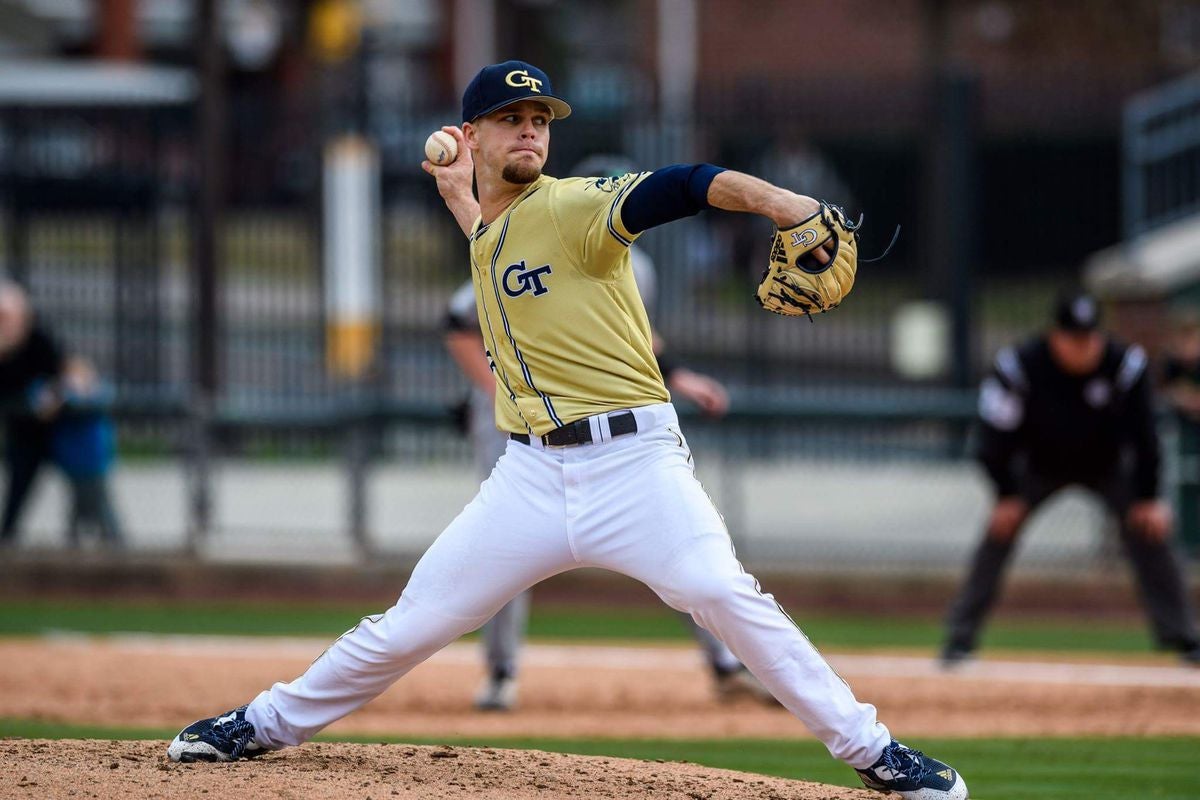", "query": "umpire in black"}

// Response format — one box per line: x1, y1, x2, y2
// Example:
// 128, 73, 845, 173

942, 290, 1200, 667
